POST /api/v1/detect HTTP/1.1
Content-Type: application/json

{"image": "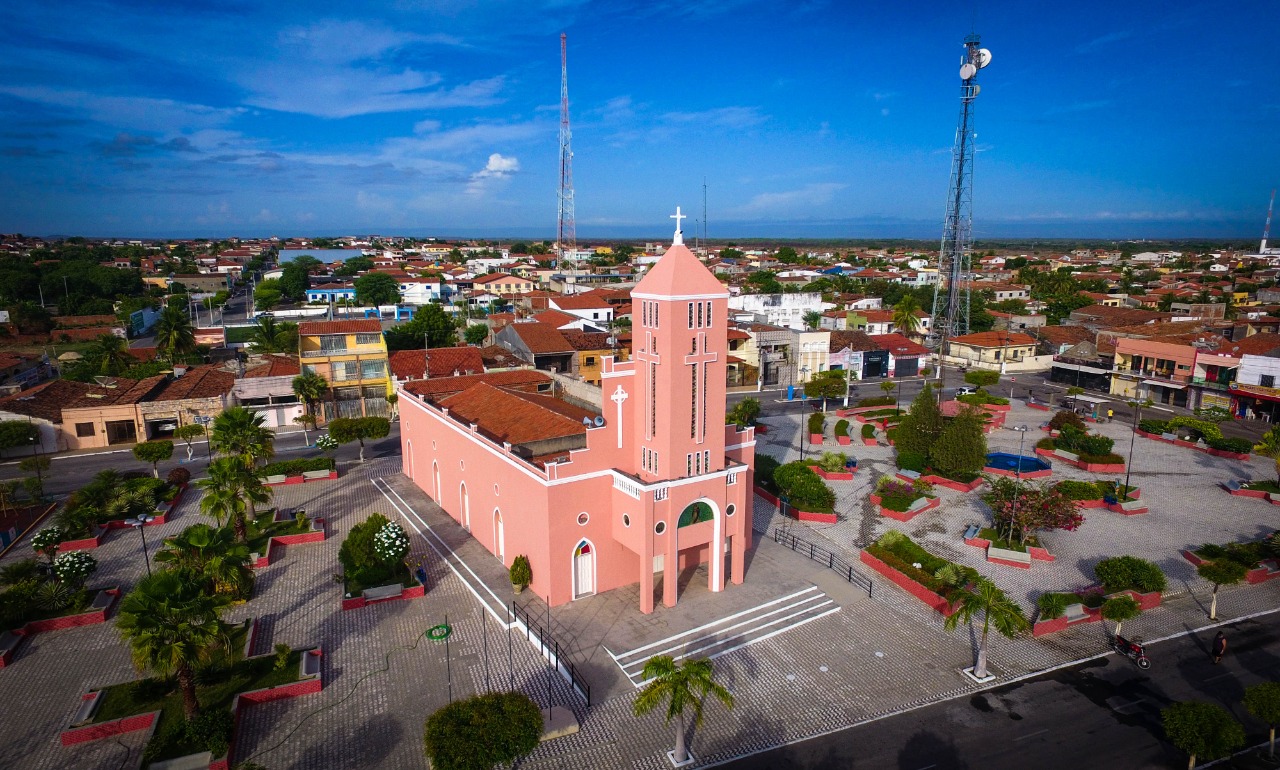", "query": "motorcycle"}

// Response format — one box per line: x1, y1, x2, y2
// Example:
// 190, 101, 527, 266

1112, 634, 1152, 669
